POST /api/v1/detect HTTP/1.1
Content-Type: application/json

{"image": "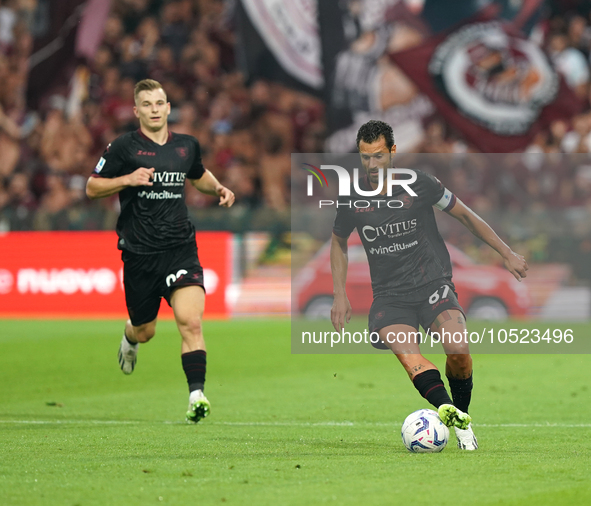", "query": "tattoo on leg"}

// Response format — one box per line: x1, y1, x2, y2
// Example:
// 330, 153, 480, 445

410, 364, 425, 375
450, 371, 472, 379
434, 311, 452, 329
457, 316, 464, 324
